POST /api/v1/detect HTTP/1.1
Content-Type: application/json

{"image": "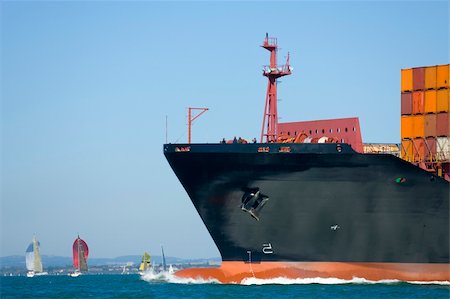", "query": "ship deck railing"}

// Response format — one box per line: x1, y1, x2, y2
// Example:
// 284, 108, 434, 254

363, 143, 400, 156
